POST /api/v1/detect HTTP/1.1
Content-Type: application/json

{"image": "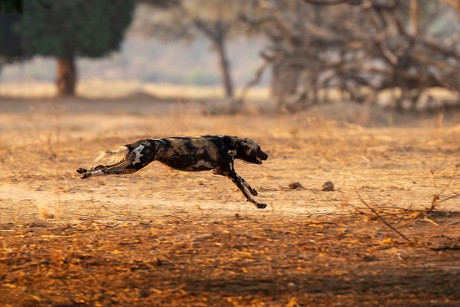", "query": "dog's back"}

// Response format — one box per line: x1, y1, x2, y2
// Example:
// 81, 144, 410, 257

154, 135, 236, 171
